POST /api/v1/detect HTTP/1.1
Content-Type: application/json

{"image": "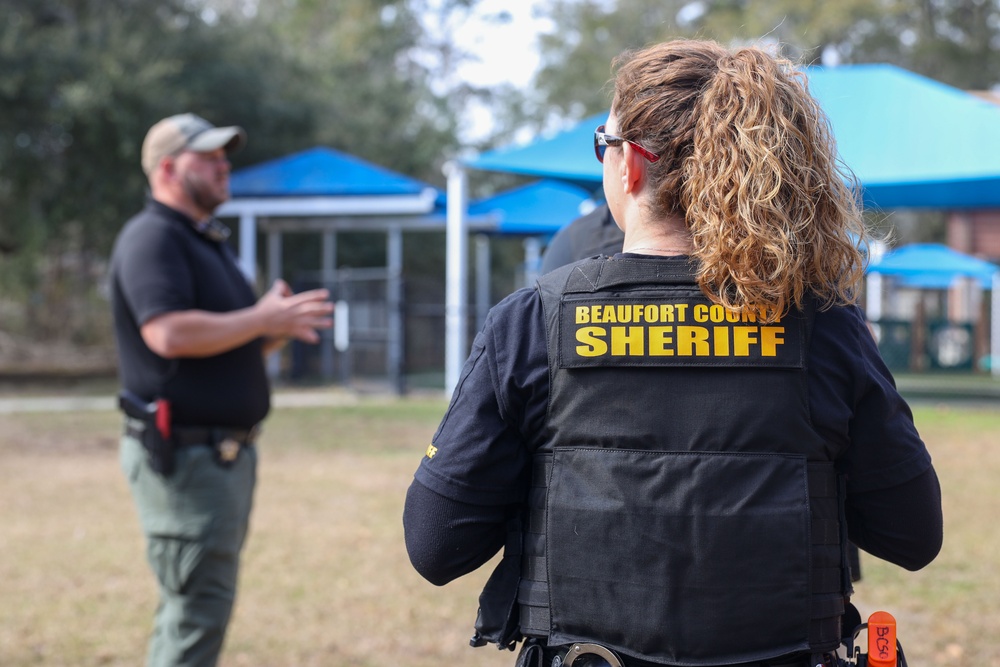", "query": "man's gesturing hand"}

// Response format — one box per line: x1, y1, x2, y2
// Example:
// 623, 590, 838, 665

256, 279, 334, 344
